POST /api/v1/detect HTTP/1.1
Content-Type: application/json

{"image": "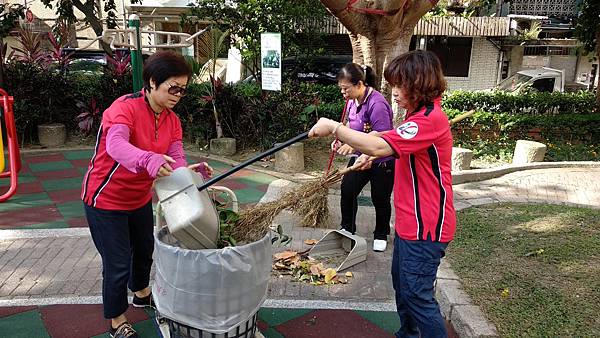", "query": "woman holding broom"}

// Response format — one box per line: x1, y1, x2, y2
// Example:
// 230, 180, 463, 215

309, 50, 455, 338
334, 63, 394, 252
